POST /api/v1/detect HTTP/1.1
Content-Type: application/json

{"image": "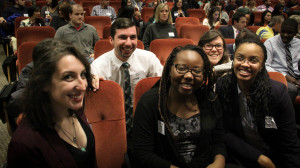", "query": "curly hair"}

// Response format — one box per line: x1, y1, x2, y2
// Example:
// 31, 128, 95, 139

24, 38, 94, 131
218, 39, 273, 128
158, 45, 215, 136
